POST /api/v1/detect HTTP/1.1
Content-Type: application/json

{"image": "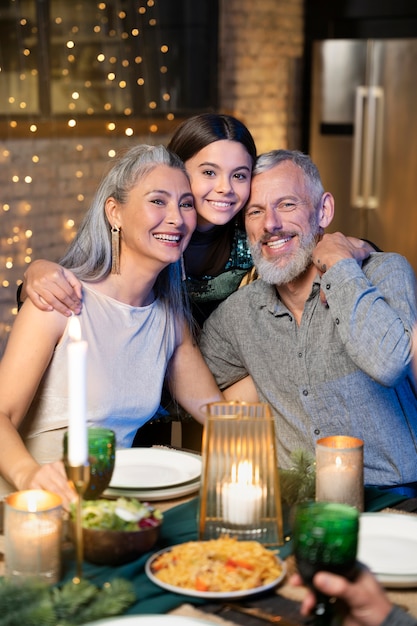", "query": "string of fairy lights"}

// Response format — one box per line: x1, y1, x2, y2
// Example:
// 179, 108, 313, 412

0, 0, 176, 346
